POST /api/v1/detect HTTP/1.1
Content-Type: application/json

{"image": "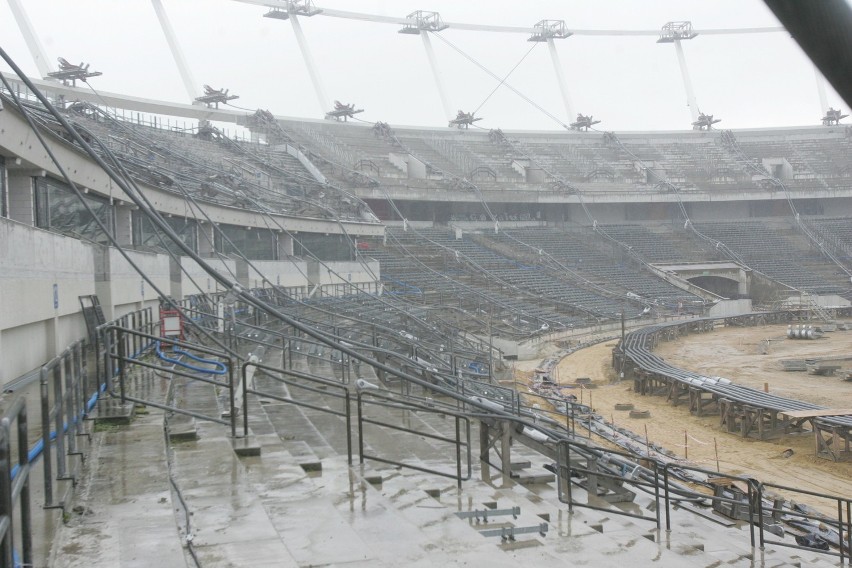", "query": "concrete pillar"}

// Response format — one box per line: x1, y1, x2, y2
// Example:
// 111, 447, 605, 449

114, 205, 133, 247
0, 157, 7, 218
0, 296, 3, 384
7, 174, 36, 225
198, 222, 215, 257
277, 232, 294, 259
